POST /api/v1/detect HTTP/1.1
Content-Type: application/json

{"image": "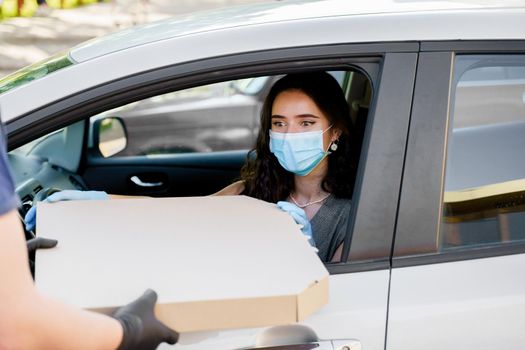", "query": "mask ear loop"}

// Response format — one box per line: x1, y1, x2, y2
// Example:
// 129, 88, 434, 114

322, 125, 338, 153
